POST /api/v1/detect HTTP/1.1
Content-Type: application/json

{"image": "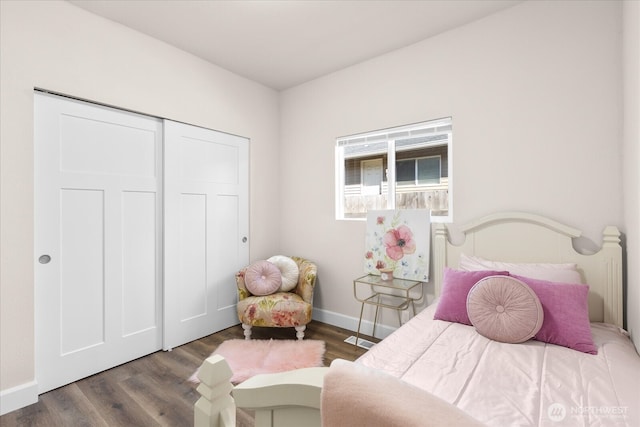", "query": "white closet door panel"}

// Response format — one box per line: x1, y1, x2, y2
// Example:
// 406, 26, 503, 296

122, 191, 159, 336
59, 109, 157, 177
164, 120, 249, 350
212, 194, 244, 314
35, 92, 162, 393
179, 193, 208, 320
180, 135, 240, 183
59, 188, 105, 354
